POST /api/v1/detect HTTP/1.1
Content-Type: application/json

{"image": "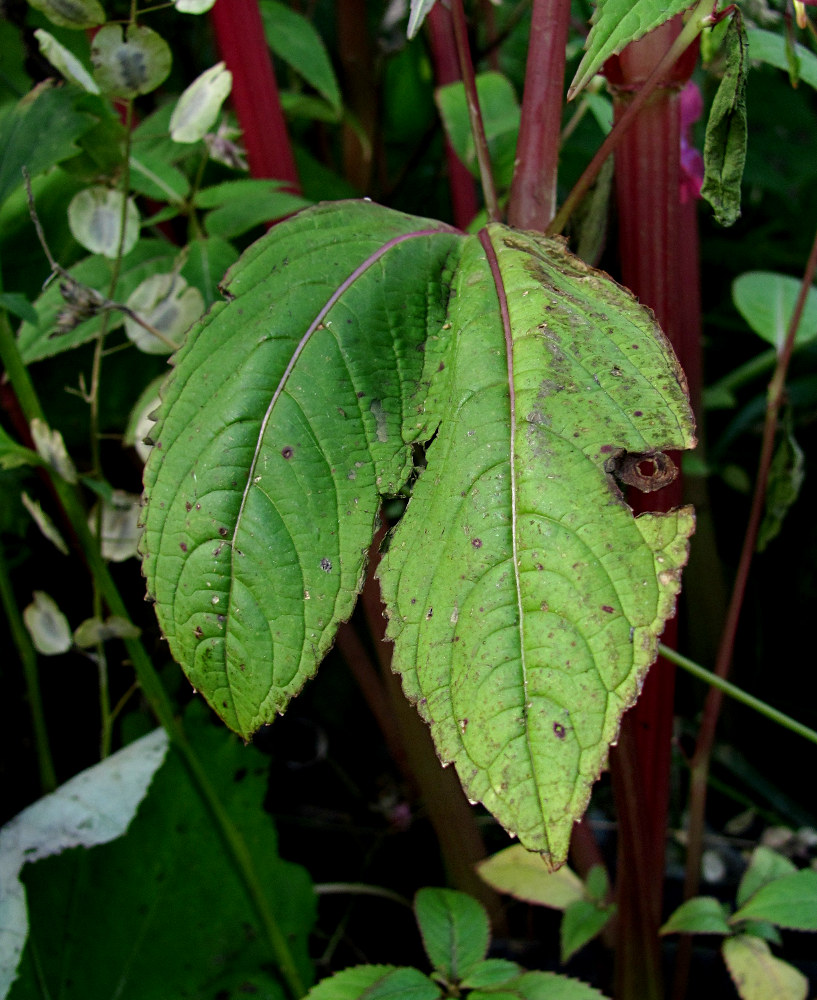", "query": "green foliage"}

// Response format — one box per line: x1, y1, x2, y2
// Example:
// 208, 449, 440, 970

732, 271, 817, 352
